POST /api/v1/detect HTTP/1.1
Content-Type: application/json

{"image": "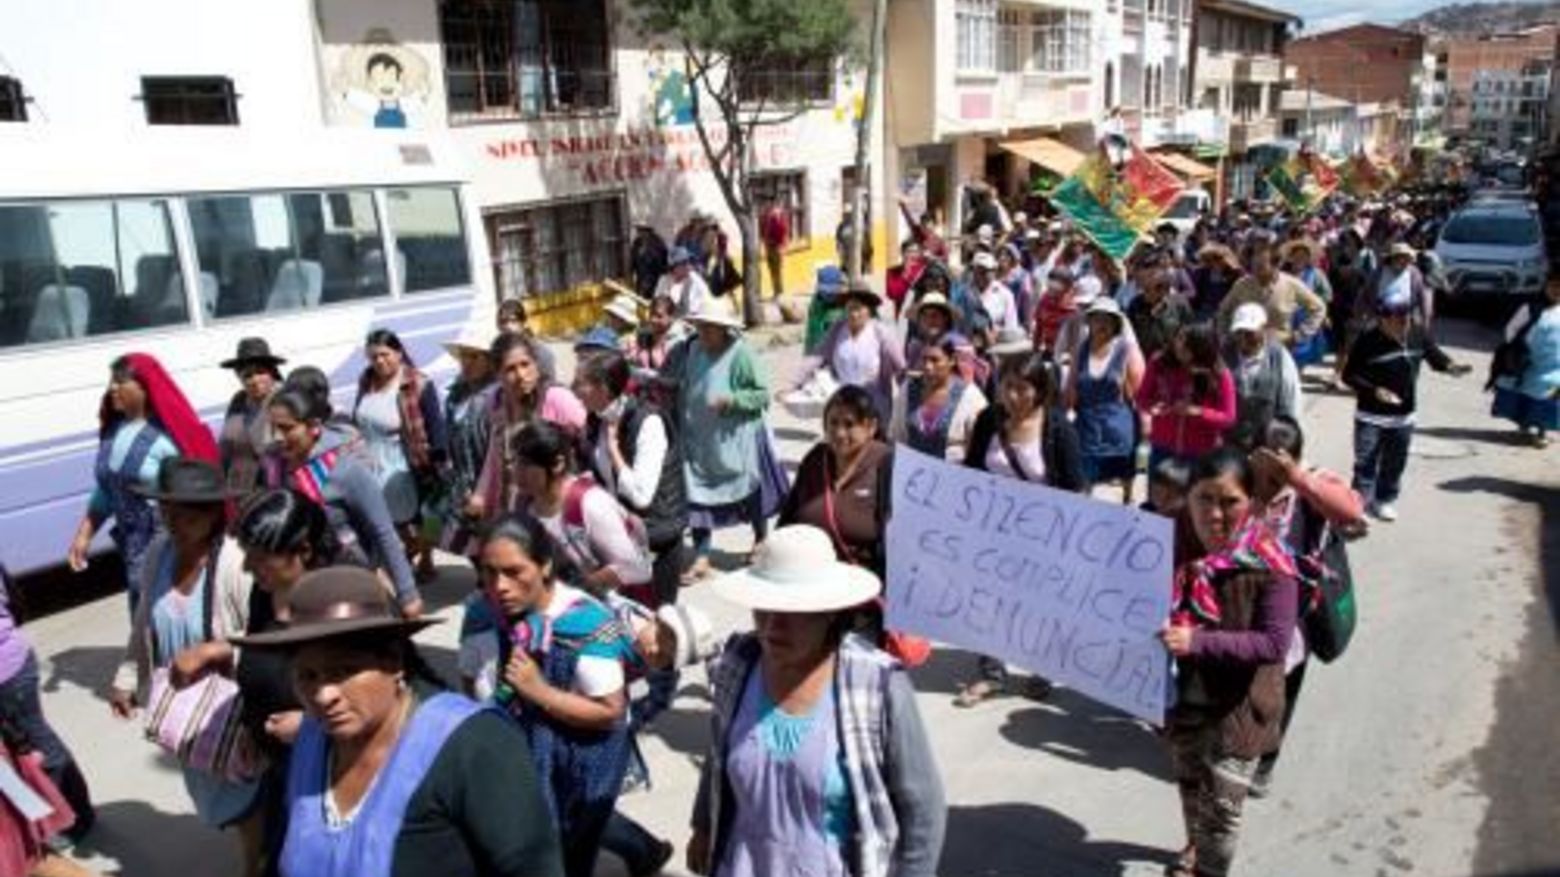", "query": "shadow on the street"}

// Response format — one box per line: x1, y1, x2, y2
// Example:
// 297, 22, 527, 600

772, 426, 820, 445
941, 802, 1170, 876
75, 799, 238, 876
40, 646, 124, 702
906, 646, 980, 696
1416, 425, 1532, 448
999, 695, 1172, 783
640, 698, 712, 760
